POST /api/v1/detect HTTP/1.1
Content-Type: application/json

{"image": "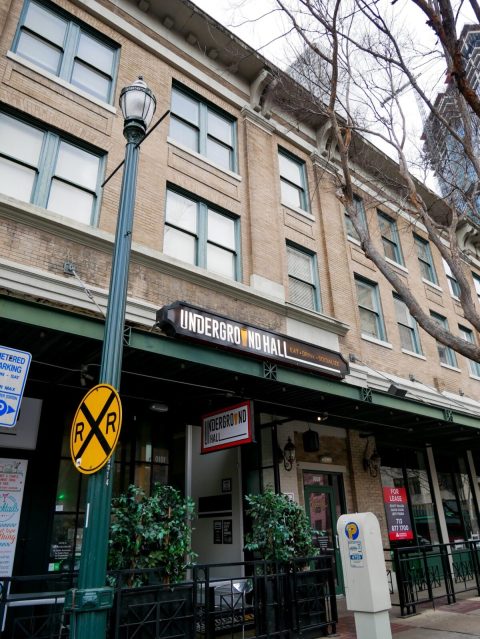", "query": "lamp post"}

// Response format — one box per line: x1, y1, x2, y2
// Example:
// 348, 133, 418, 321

73, 77, 156, 639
